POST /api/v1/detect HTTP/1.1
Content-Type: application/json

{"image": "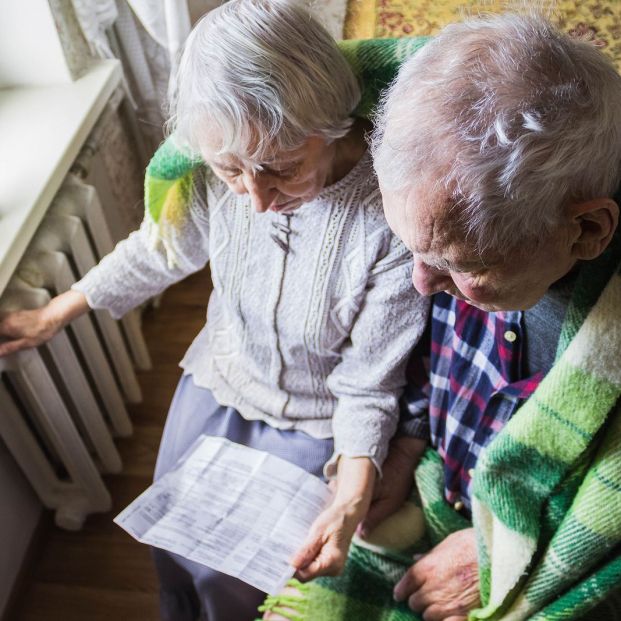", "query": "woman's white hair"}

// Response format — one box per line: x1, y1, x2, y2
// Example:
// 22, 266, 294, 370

372, 13, 621, 254
169, 0, 361, 161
